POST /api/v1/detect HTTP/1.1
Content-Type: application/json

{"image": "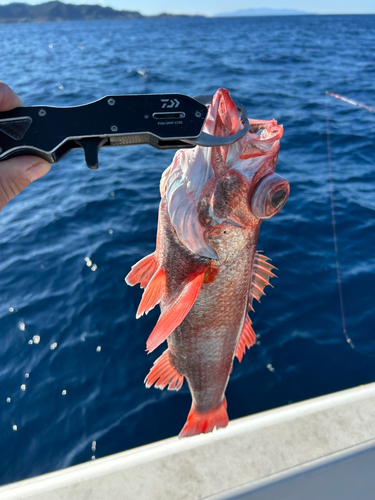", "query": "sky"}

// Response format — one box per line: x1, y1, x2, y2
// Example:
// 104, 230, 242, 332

1, 0, 375, 16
